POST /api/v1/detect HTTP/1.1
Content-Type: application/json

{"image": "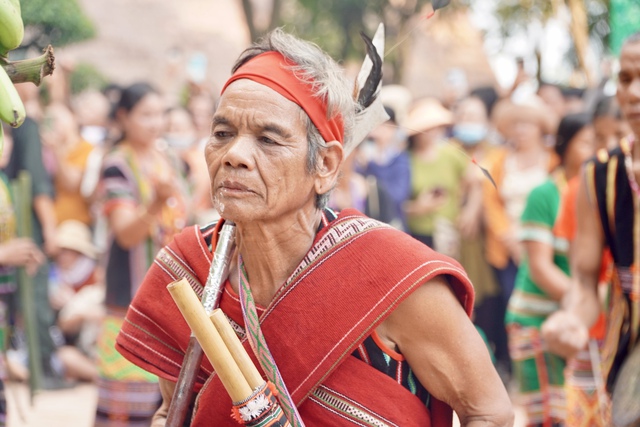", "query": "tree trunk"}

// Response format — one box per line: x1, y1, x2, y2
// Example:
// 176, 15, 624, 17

566, 0, 593, 85
268, 0, 282, 32
240, 0, 259, 42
